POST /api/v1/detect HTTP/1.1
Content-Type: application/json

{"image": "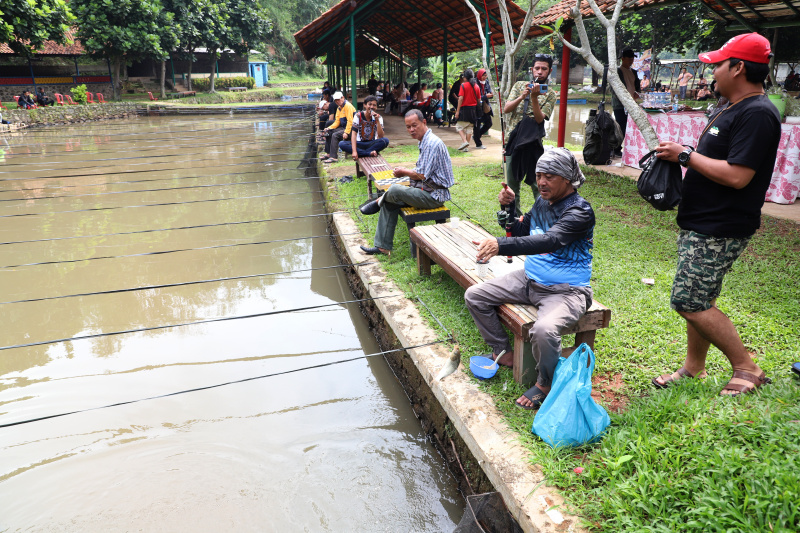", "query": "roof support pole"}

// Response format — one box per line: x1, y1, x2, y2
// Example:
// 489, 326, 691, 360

400, 44, 404, 85
350, 15, 357, 102
74, 57, 80, 77
557, 27, 571, 148
443, 30, 448, 119
417, 41, 421, 84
